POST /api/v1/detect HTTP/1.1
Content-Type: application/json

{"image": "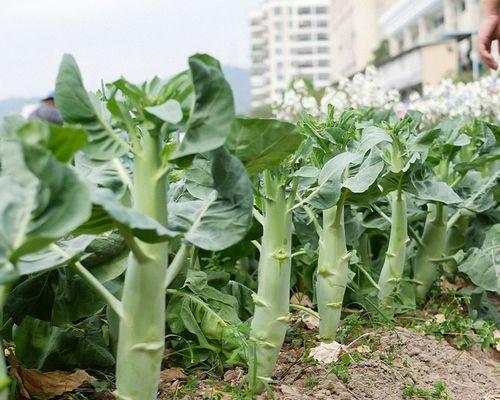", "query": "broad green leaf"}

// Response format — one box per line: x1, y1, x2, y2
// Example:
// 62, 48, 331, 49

307, 152, 361, 209
14, 316, 114, 371
227, 117, 302, 175
0, 142, 92, 261
458, 224, 499, 294
17, 120, 87, 163
343, 151, 384, 194
413, 179, 462, 204
359, 125, 392, 153
172, 54, 235, 159
75, 152, 131, 197
81, 231, 126, 268
55, 54, 129, 160
0, 115, 25, 141
223, 280, 255, 321
166, 271, 243, 352
145, 99, 183, 124
91, 188, 175, 243
158, 71, 194, 125
184, 156, 213, 199
169, 147, 253, 251
6, 268, 120, 326
16, 235, 95, 276
457, 170, 498, 213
